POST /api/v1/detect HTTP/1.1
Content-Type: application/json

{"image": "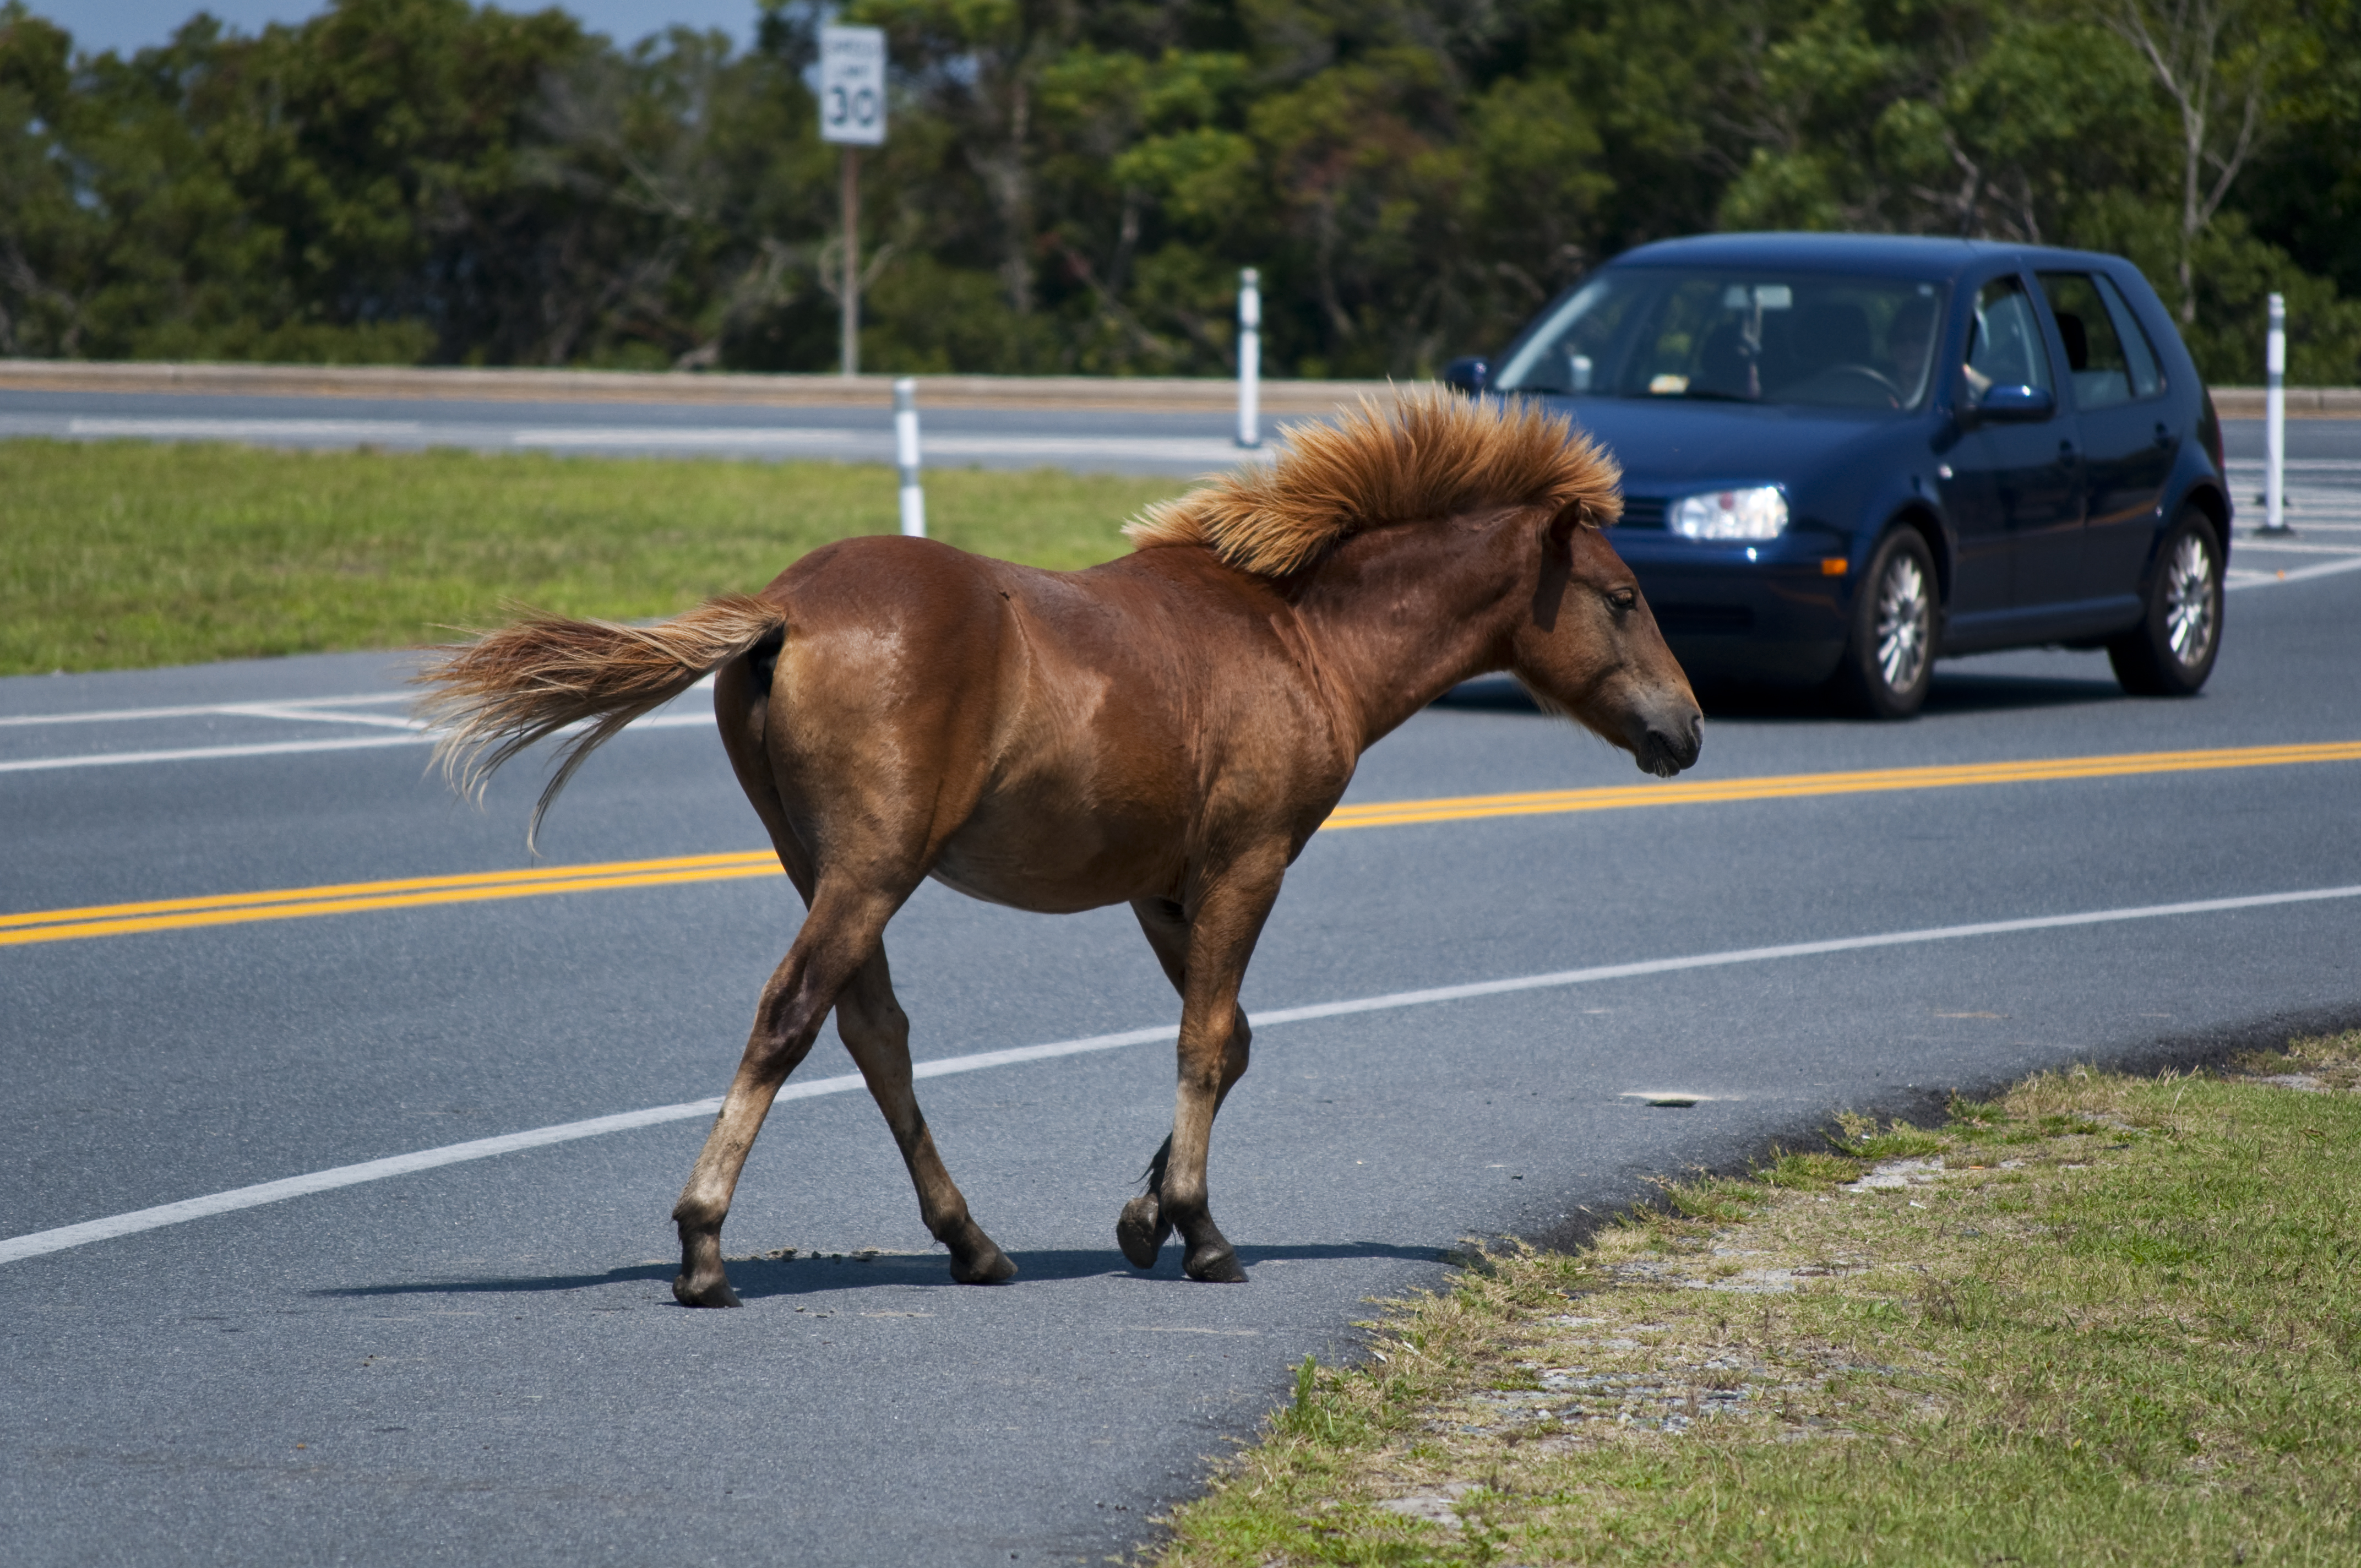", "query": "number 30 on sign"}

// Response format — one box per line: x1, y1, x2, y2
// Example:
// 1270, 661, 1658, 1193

819, 26, 886, 146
